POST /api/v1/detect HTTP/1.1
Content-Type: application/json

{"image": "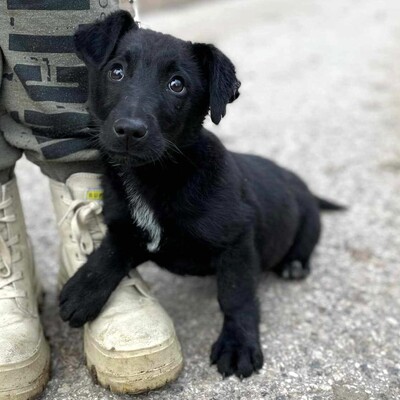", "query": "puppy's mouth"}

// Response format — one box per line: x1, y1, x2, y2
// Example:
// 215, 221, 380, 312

99, 124, 167, 167
105, 149, 150, 166
105, 145, 165, 167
